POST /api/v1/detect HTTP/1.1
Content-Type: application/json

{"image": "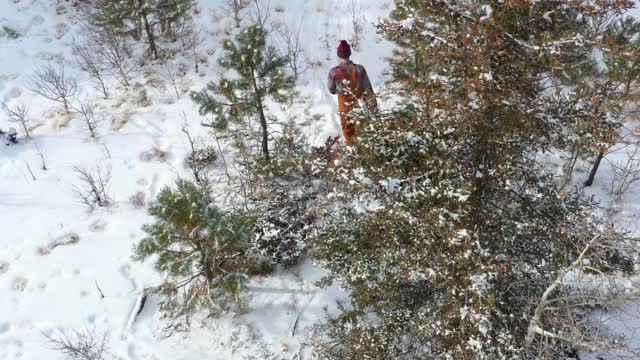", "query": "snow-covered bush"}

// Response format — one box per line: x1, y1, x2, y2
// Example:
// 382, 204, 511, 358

185, 146, 216, 175
129, 191, 146, 209
134, 179, 267, 317
251, 190, 310, 267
